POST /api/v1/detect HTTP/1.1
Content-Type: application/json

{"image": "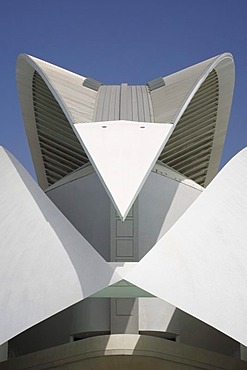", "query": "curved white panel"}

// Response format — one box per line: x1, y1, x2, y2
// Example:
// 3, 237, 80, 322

17, 53, 234, 190
0, 148, 120, 344
152, 53, 234, 128
17, 54, 97, 125
151, 55, 218, 123
125, 148, 247, 346
74, 121, 173, 220
154, 53, 234, 186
